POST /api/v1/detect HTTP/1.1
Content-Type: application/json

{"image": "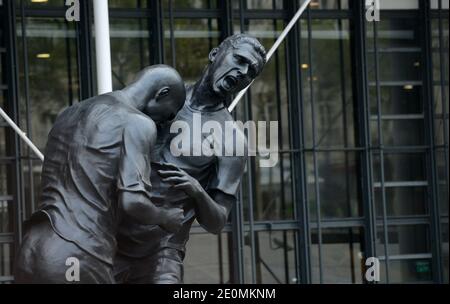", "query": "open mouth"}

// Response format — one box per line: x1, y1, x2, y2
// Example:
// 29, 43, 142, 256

222, 75, 238, 91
